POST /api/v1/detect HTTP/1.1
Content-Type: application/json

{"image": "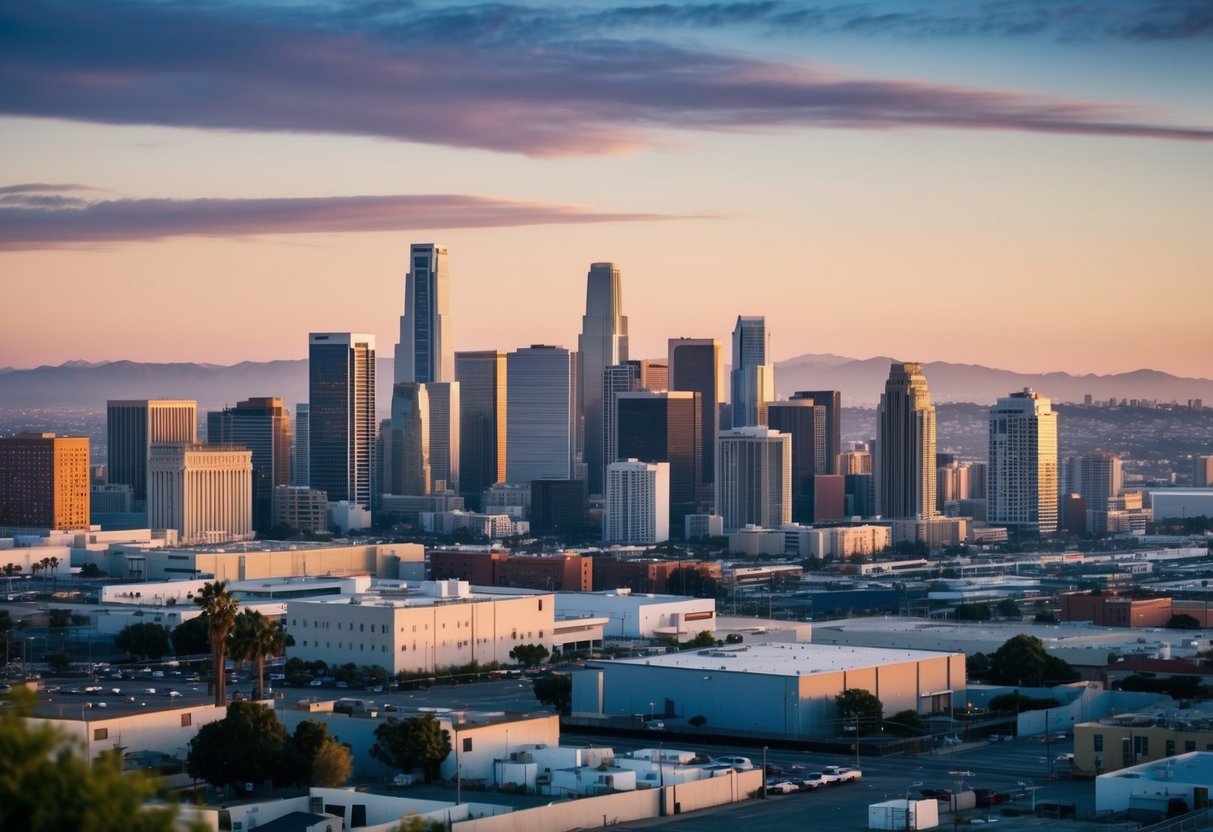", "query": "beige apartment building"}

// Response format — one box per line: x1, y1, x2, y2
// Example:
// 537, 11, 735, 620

147, 443, 252, 545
